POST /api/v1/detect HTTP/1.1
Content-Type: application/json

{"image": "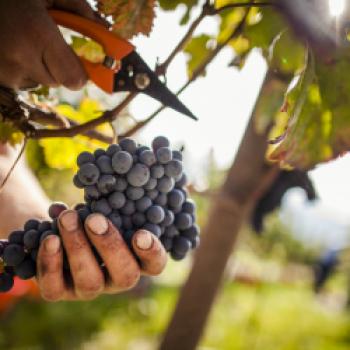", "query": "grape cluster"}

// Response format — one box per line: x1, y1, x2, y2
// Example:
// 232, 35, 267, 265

0, 137, 200, 292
